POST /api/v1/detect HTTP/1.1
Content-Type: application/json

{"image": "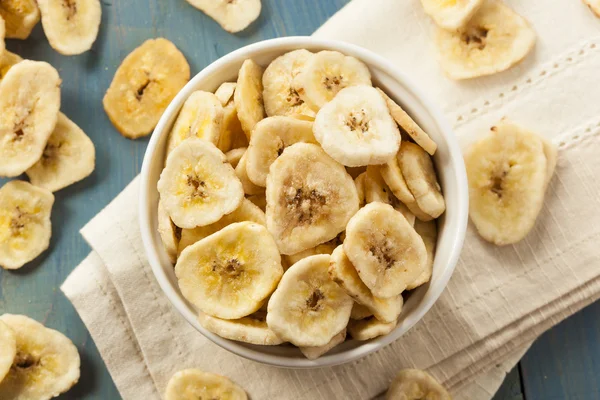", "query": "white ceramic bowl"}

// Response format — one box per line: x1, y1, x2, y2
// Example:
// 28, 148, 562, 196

140, 36, 468, 369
